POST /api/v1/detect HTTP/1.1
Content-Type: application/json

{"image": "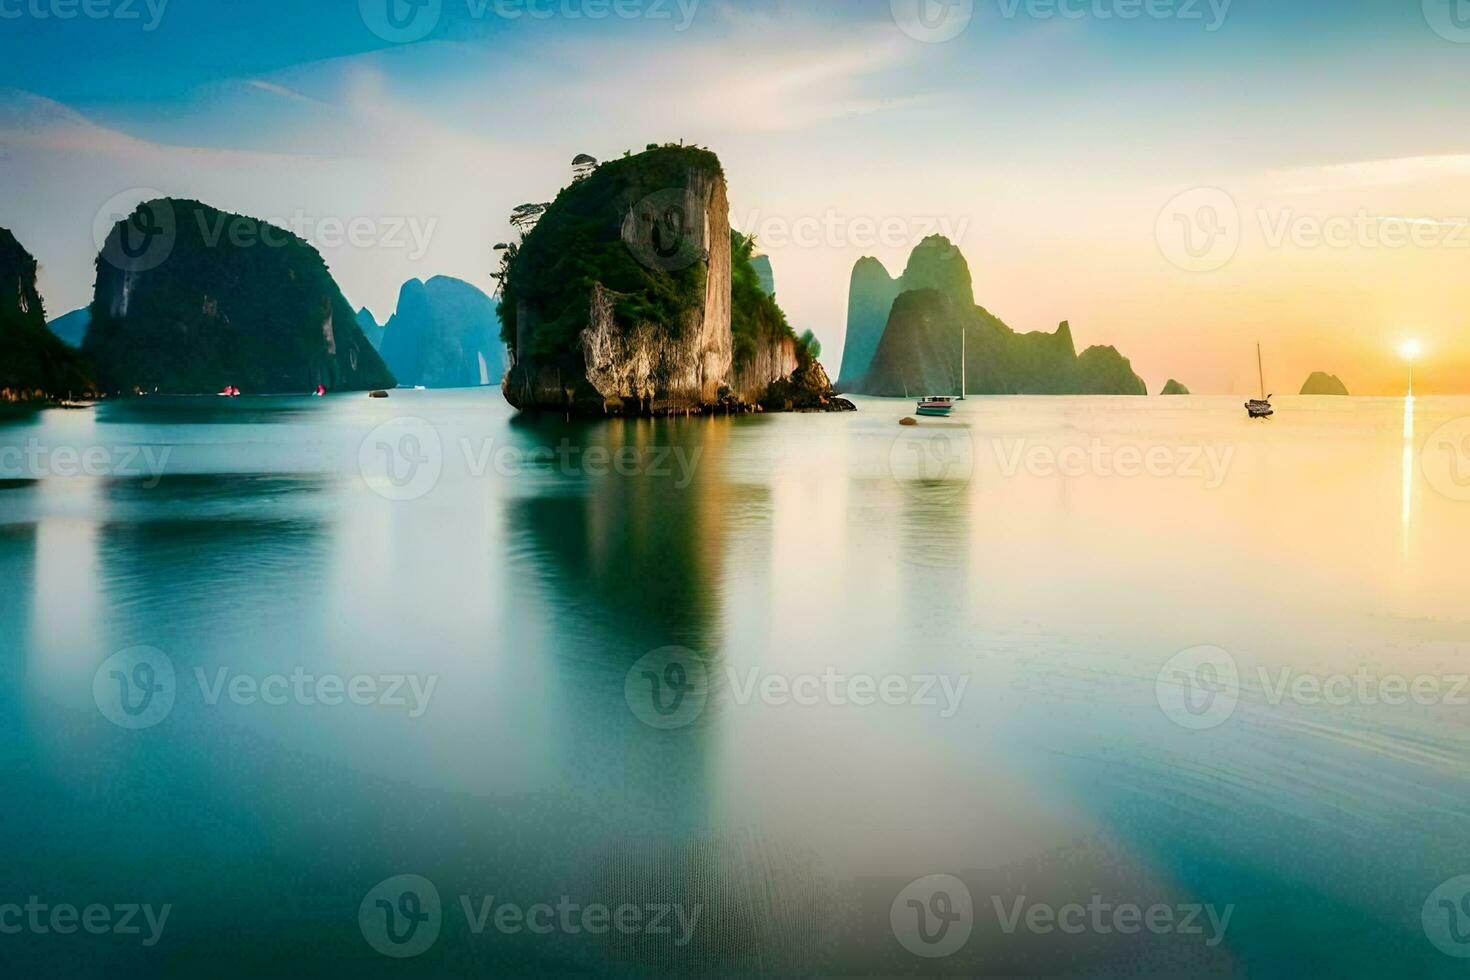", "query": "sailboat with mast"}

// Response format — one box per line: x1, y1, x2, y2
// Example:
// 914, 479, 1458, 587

1246, 343, 1273, 419
914, 321, 966, 418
